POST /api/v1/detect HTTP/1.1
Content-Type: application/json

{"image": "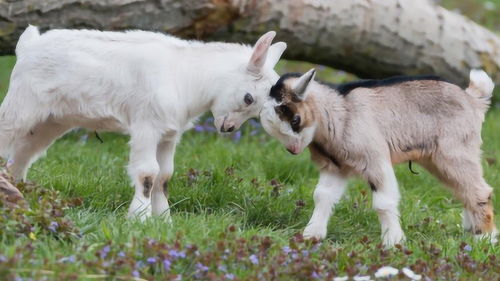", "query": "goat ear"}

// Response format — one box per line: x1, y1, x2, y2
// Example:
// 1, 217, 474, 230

264, 42, 287, 69
292, 69, 316, 101
247, 31, 276, 75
